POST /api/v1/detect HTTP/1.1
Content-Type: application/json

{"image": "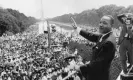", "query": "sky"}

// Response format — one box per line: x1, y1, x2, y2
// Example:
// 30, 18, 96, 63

0, 0, 133, 19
